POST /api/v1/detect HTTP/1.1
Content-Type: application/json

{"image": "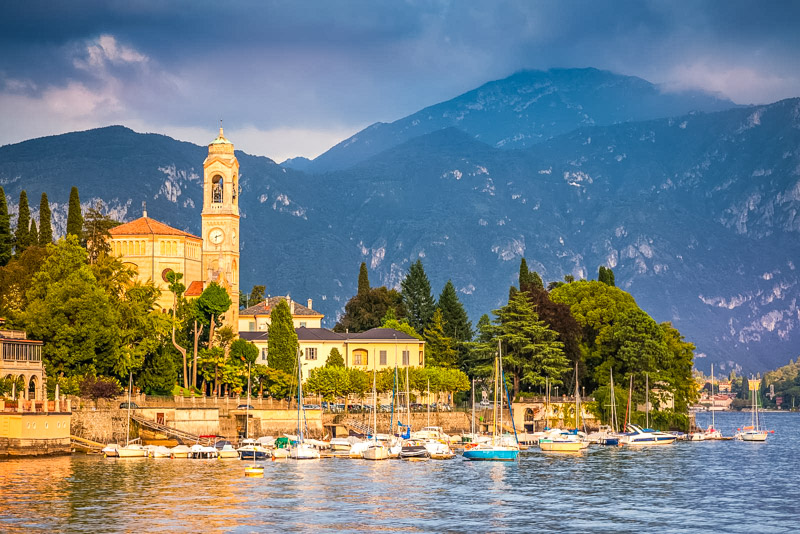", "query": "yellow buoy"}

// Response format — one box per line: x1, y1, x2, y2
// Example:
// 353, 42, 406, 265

245, 466, 264, 478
